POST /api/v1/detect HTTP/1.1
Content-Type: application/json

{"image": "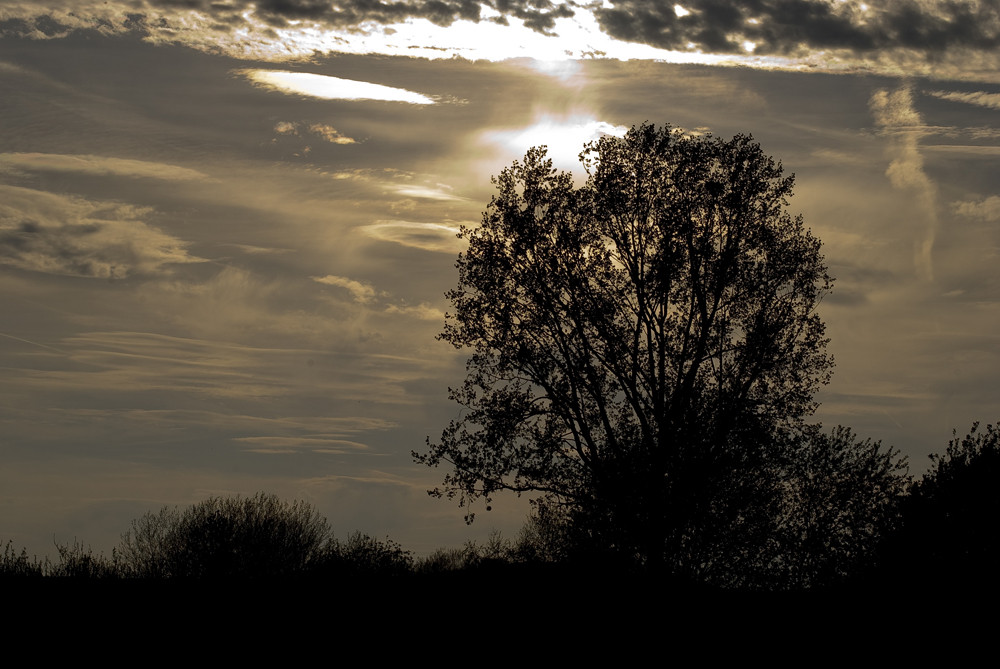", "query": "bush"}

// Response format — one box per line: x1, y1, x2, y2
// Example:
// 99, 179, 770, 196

116, 492, 334, 579
329, 531, 413, 576
0, 540, 44, 579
